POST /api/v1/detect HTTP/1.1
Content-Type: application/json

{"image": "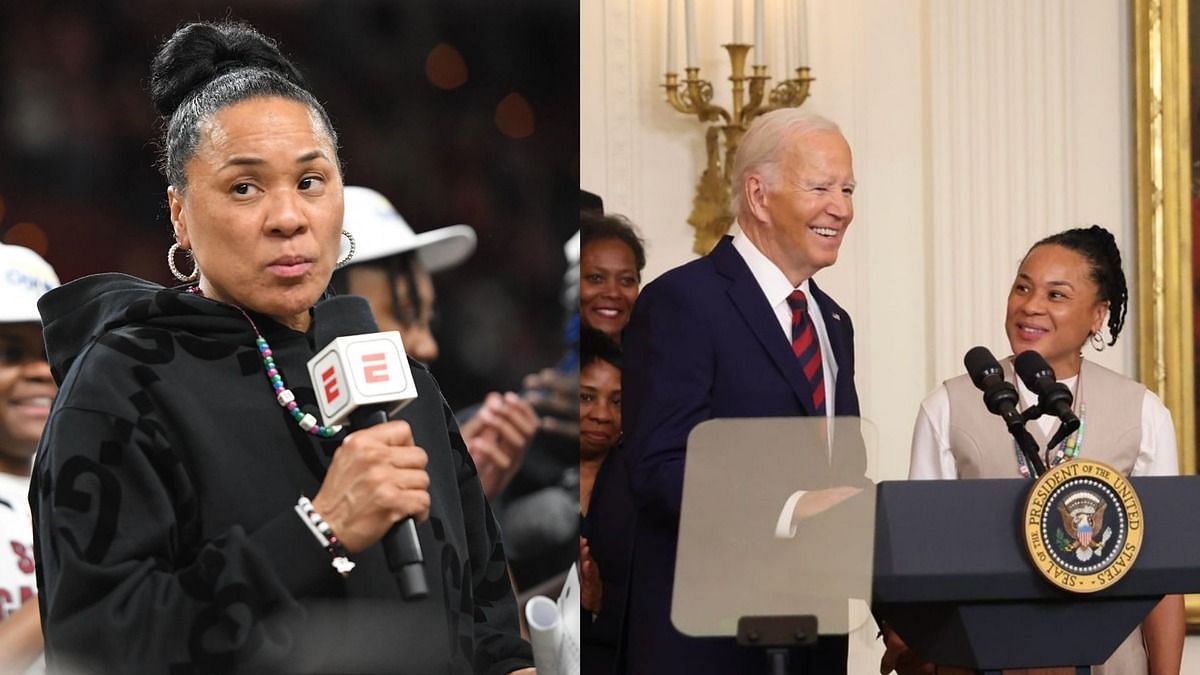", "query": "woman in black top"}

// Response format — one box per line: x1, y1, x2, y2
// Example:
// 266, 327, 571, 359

32, 21, 533, 675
